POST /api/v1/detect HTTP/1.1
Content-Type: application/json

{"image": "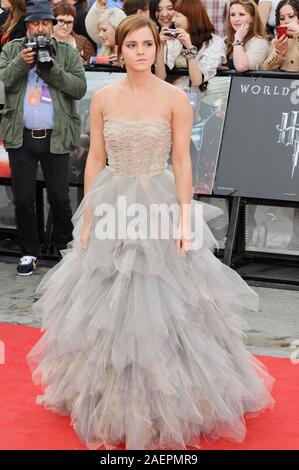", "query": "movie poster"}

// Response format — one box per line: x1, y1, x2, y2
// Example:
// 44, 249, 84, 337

166, 75, 231, 194
214, 76, 299, 202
